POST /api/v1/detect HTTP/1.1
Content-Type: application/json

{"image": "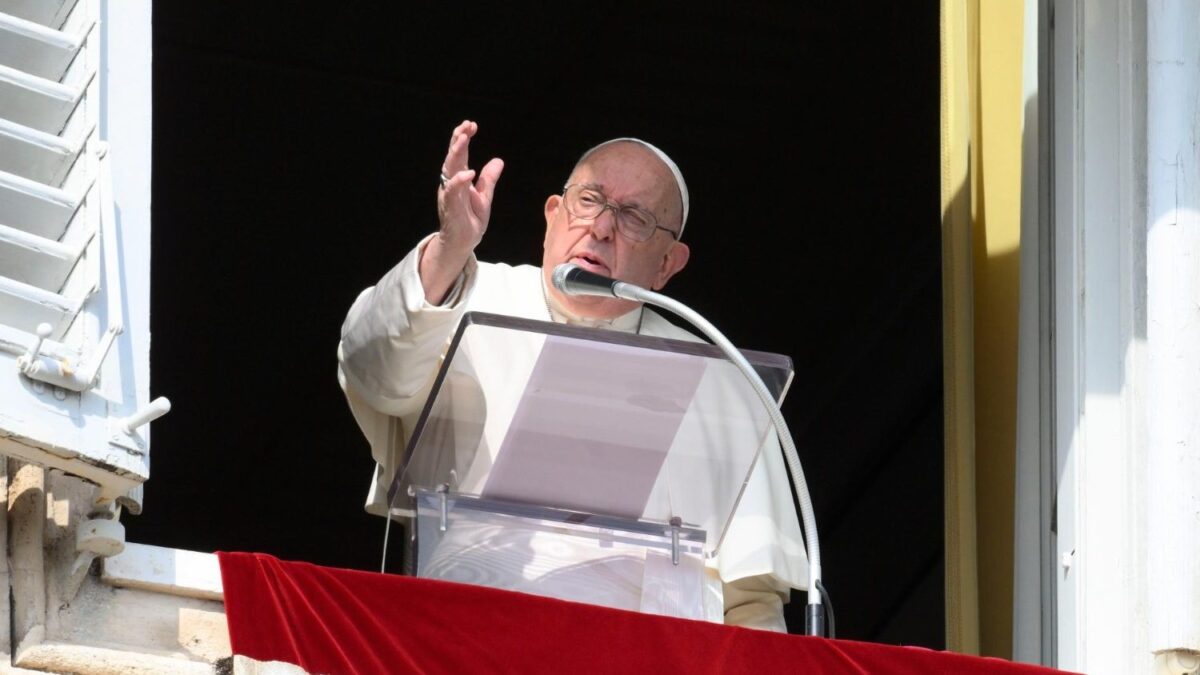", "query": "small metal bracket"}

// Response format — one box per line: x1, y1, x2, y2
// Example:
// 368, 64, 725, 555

17, 323, 123, 393
107, 425, 145, 454
669, 516, 682, 566
437, 483, 449, 533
